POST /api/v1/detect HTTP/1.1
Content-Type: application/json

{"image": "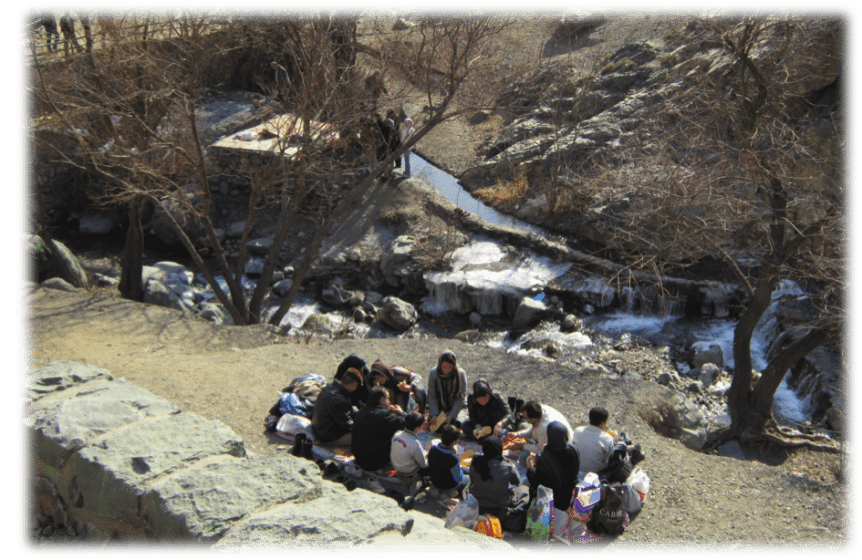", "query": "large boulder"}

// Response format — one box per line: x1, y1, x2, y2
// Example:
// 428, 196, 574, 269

378, 296, 418, 332
690, 342, 724, 369
29, 235, 89, 287
511, 296, 549, 330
